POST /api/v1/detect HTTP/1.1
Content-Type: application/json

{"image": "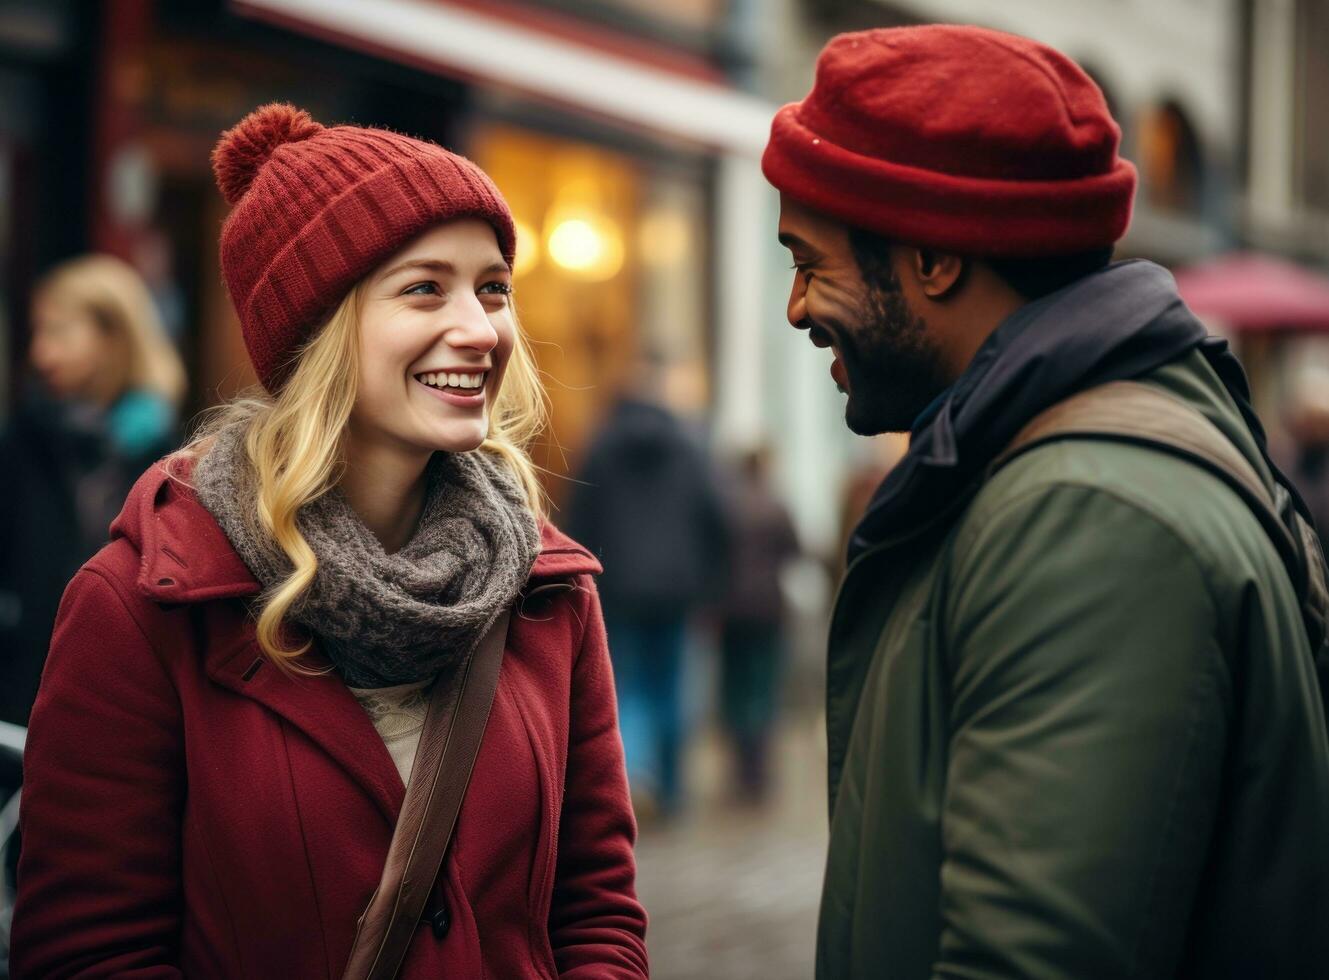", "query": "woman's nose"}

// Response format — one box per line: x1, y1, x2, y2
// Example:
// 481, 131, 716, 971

445, 295, 499, 353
